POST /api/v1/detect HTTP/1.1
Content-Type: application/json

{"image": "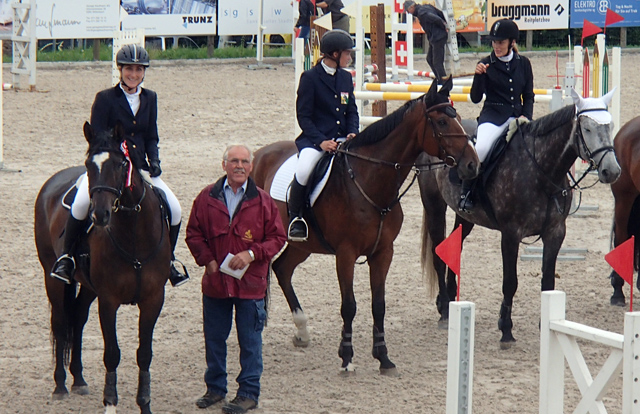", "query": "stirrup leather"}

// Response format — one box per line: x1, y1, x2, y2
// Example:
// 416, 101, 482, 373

288, 217, 308, 242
